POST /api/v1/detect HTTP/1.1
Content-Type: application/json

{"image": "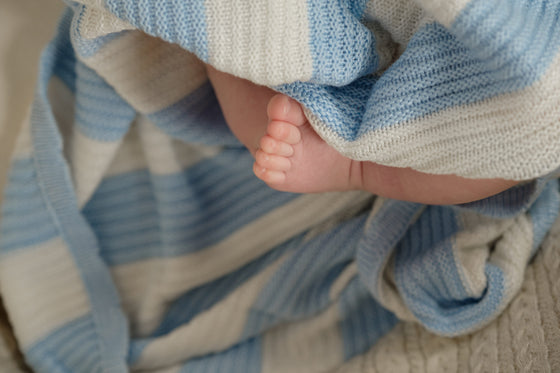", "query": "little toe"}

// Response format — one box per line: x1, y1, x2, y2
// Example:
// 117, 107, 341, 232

267, 94, 307, 127
267, 121, 301, 144
259, 135, 294, 157
255, 149, 292, 172
253, 163, 286, 185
